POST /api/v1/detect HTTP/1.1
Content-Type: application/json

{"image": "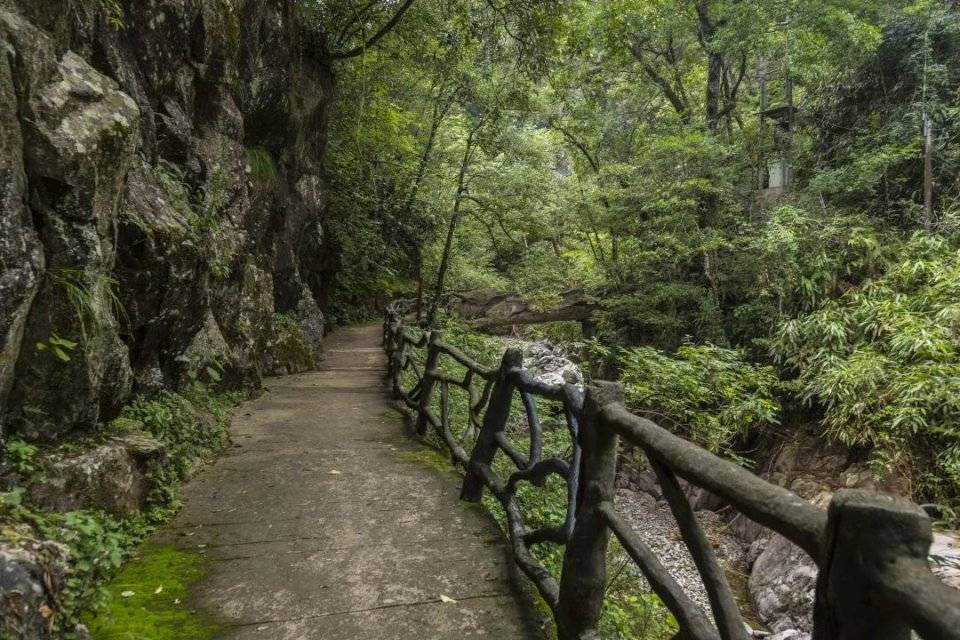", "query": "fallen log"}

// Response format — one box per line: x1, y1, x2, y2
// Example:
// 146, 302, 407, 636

448, 288, 597, 332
